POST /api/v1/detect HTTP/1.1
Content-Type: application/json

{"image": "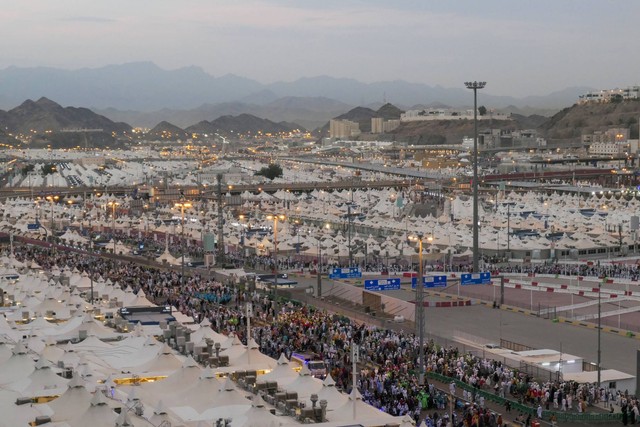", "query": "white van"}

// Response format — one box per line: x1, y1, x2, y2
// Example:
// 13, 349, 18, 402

290, 352, 327, 379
